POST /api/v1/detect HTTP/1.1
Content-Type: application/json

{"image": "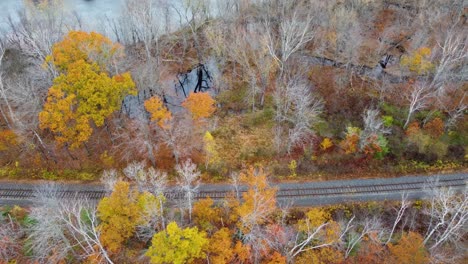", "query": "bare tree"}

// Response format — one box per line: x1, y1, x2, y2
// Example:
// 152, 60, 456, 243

206, 19, 276, 110
7, 0, 78, 76
360, 108, 391, 149
113, 118, 159, 166
123, 162, 168, 196
135, 192, 164, 242
329, 2, 363, 70
403, 81, 434, 128
57, 200, 114, 264
100, 169, 119, 194
344, 216, 383, 259
402, 9, 466, 127
123, 161, 146, 190
385, 193, 411, 244
264, 0, 318, 73
288, 221, 339, 260
0, 39, 57, 163
430, 16, 467, 96
27, 184, 73, 263
274, 74, 323, 153
27, 184, 113, 263
143, 167, 168, 230
114, 0, 168, 101
423, 186, 468, 250
443, 92, 467, 129
172, 0, 211, 62
0, 44, 14, 128
121, 162, 168, 238
176, 159, 201, 222
230, 171, 241, 200
159, 115, 196, 164
267, 214, 354, 263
